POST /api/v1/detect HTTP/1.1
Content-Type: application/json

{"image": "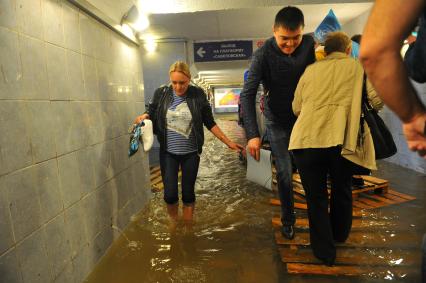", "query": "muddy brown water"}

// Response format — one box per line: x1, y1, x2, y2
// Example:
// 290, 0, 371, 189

85, 118, 425, 283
